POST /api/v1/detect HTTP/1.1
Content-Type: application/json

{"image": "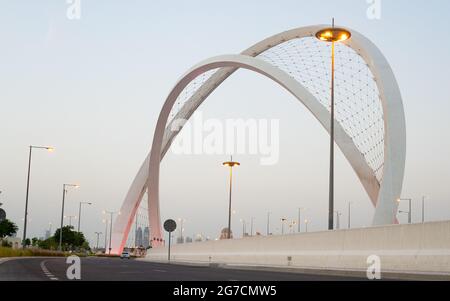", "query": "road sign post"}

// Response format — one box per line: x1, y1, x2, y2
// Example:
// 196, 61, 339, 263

164, 219, 177, 262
